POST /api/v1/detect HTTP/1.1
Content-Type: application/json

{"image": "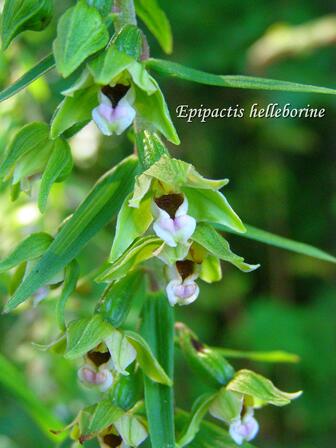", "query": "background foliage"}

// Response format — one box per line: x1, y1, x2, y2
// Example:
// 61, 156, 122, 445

0, 0, 335, 447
